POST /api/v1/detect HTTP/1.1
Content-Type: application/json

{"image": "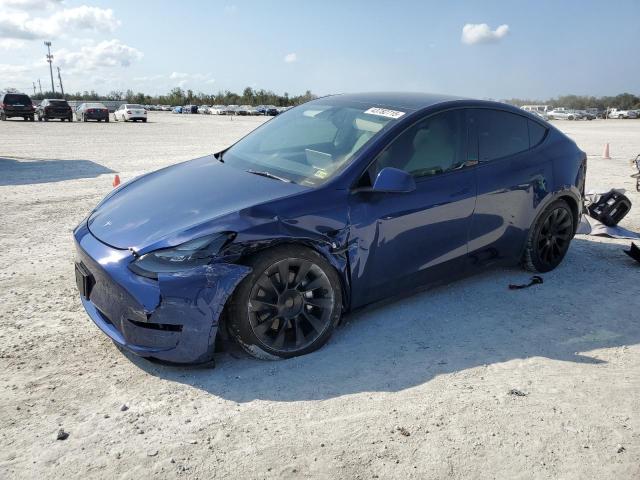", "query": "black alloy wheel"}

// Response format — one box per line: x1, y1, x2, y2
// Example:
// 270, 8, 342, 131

228, 245, 342, 359
524, 200, 574, 272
